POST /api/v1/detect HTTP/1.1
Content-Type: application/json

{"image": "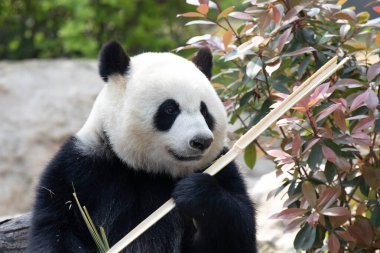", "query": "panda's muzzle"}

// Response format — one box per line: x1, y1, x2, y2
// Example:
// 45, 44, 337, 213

168, 149, 203, 162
